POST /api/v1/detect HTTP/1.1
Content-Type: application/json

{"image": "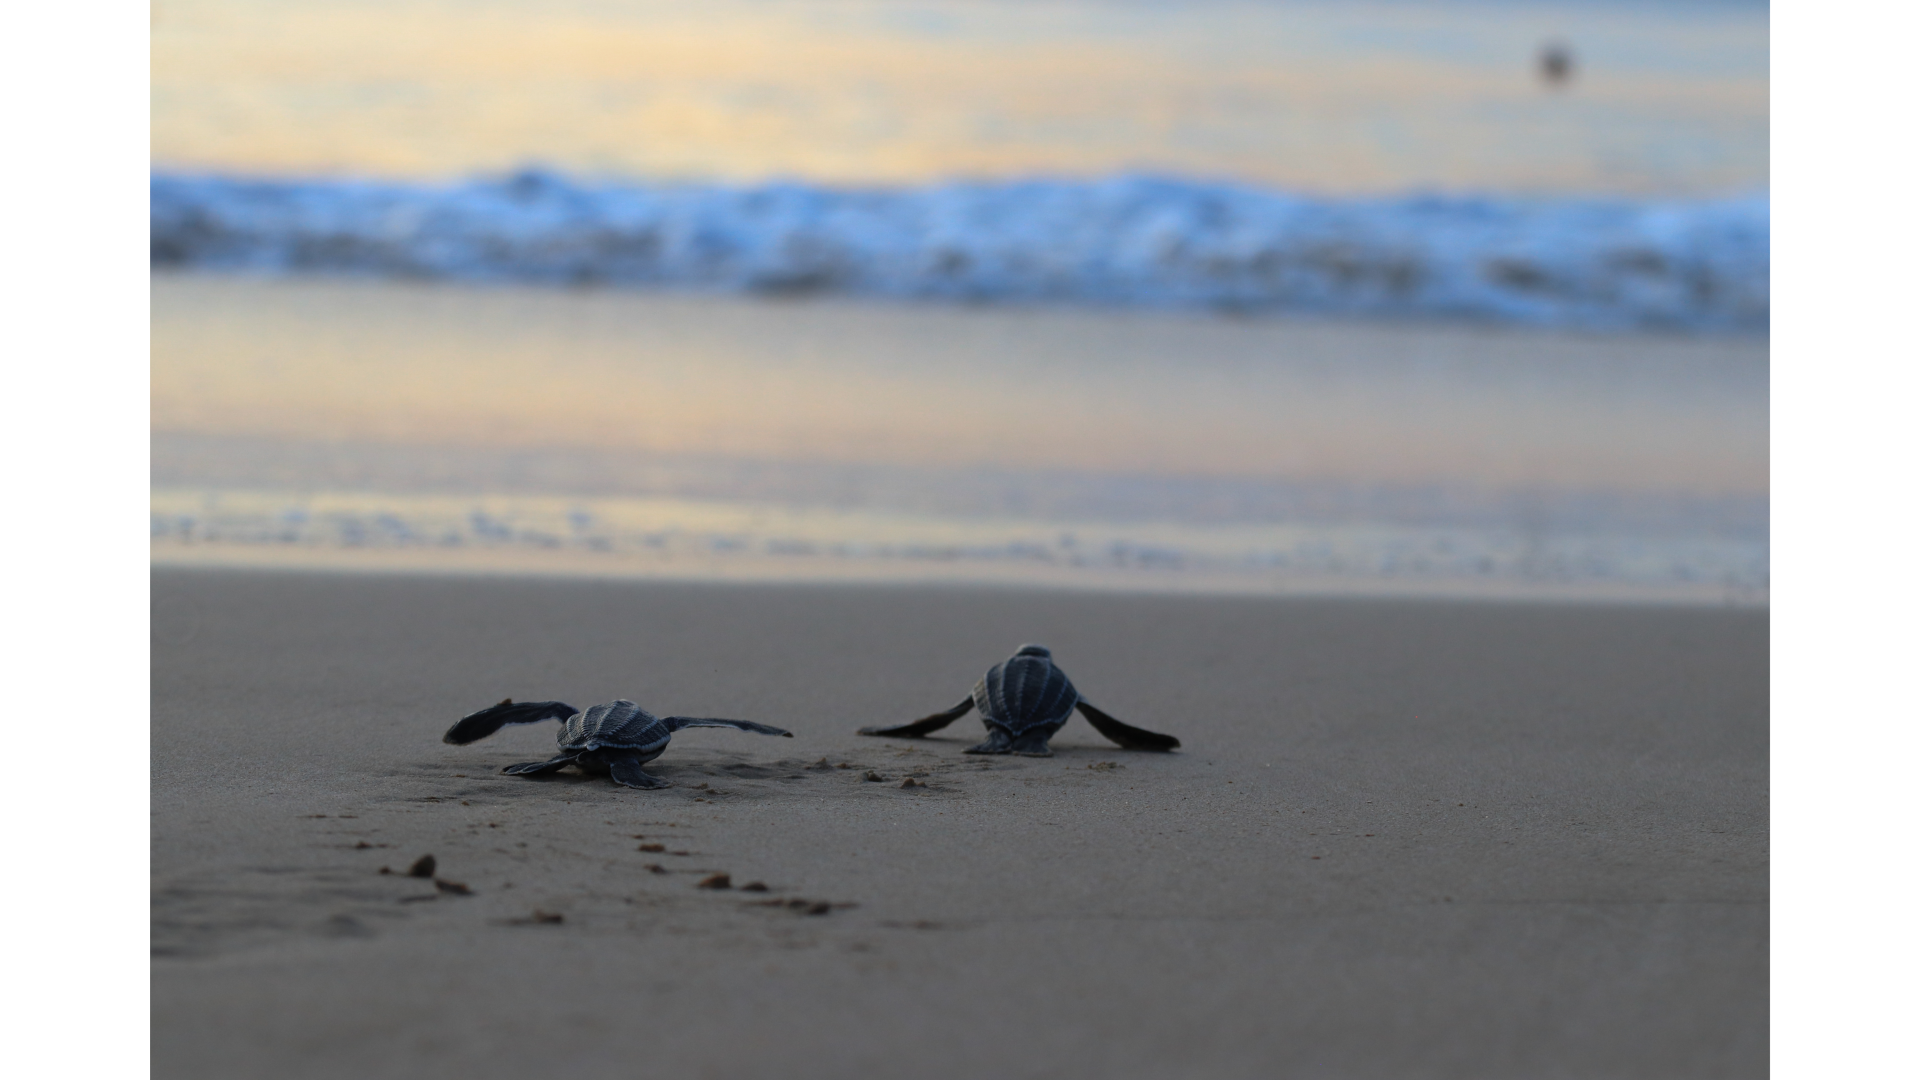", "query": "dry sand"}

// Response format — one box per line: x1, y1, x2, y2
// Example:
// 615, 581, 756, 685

152, 568, 1767, 1078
